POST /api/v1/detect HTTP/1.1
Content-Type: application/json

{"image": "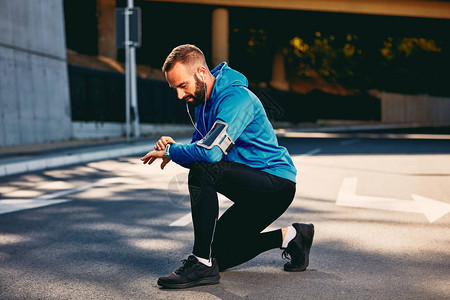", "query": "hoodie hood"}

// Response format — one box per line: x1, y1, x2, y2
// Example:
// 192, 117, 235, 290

210, 62, 248, 104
